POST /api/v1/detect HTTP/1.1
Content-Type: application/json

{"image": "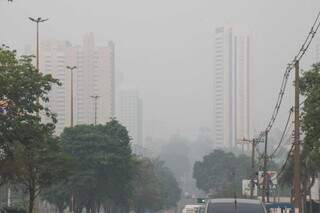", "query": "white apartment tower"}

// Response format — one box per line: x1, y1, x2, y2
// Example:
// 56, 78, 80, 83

214, 27, 233, 148
214, 27, 251, 148
117, 90, 143, 146
40, 40, 72, 132
40, 34, 115, 134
